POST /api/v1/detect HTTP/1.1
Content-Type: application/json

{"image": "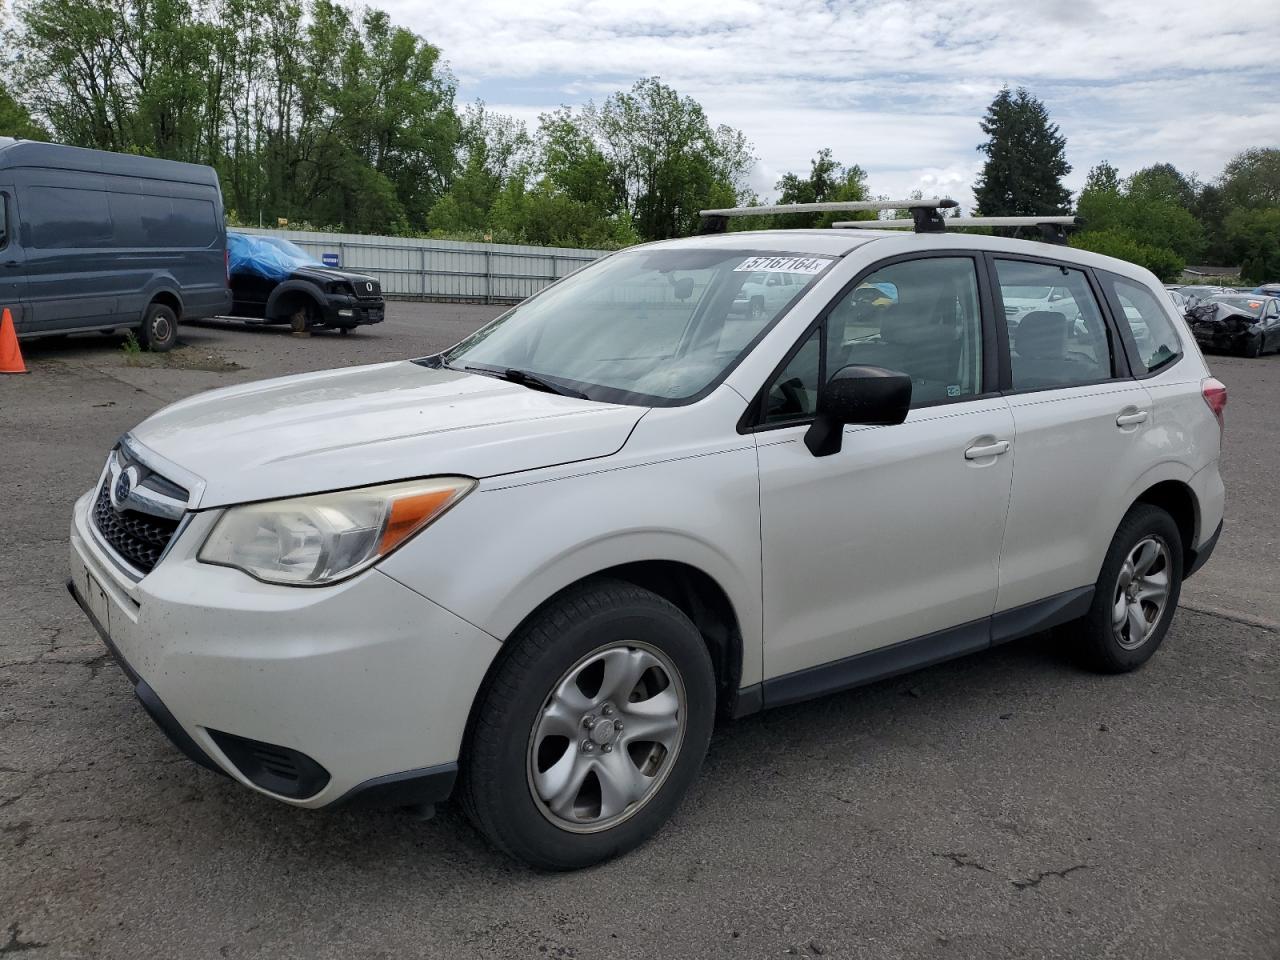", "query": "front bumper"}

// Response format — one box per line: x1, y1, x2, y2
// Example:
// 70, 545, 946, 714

1192, 326, 1259, 354
320, 294, 385, 327
68, 489, 500, 808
